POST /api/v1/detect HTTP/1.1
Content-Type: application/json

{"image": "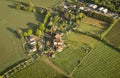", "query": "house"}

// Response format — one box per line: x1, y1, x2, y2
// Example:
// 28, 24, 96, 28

92, 5, 97, 9
30, 41, 37, 45
88, 4, 94, 8
98, 7, 104, 11
79, 7, 85, 10
64, 5, 68, 9
55, 34, 60, 39
102, 8, 108, 14
53, 33, 64, 52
